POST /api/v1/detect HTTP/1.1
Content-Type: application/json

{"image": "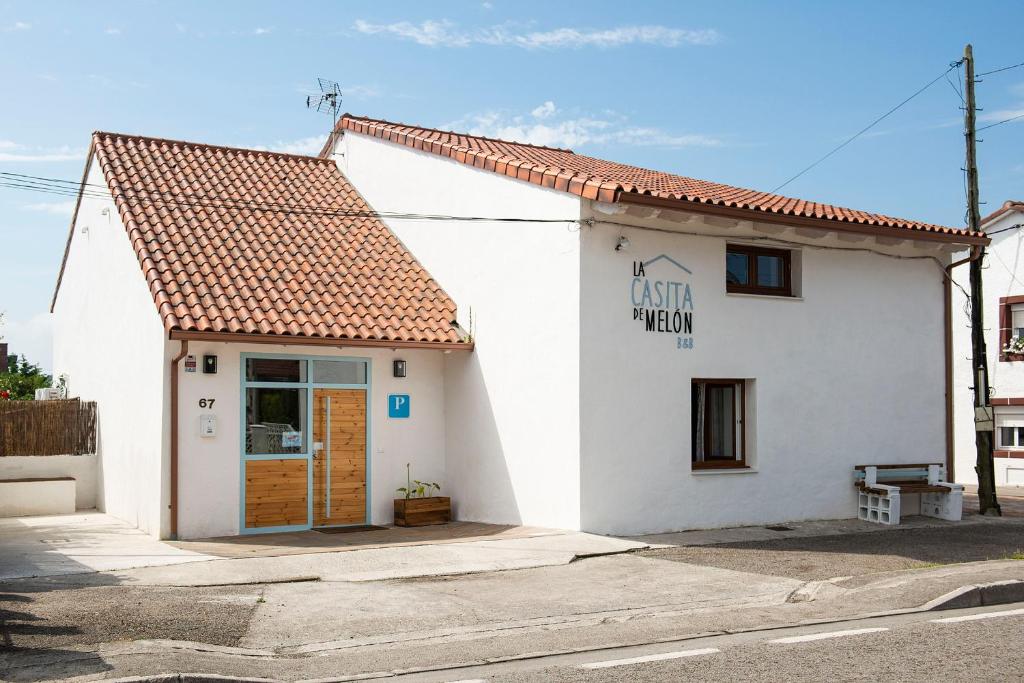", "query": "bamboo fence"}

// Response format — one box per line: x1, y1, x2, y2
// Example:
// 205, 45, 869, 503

0, 399, 97, 456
